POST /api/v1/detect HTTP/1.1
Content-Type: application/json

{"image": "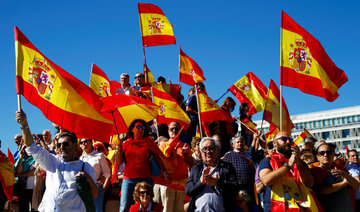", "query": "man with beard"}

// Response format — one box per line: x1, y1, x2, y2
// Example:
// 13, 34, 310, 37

258, 132, 318, 212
